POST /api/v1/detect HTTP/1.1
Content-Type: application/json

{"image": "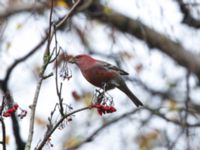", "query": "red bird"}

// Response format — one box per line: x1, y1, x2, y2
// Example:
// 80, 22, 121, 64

68, 54, 143, 107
